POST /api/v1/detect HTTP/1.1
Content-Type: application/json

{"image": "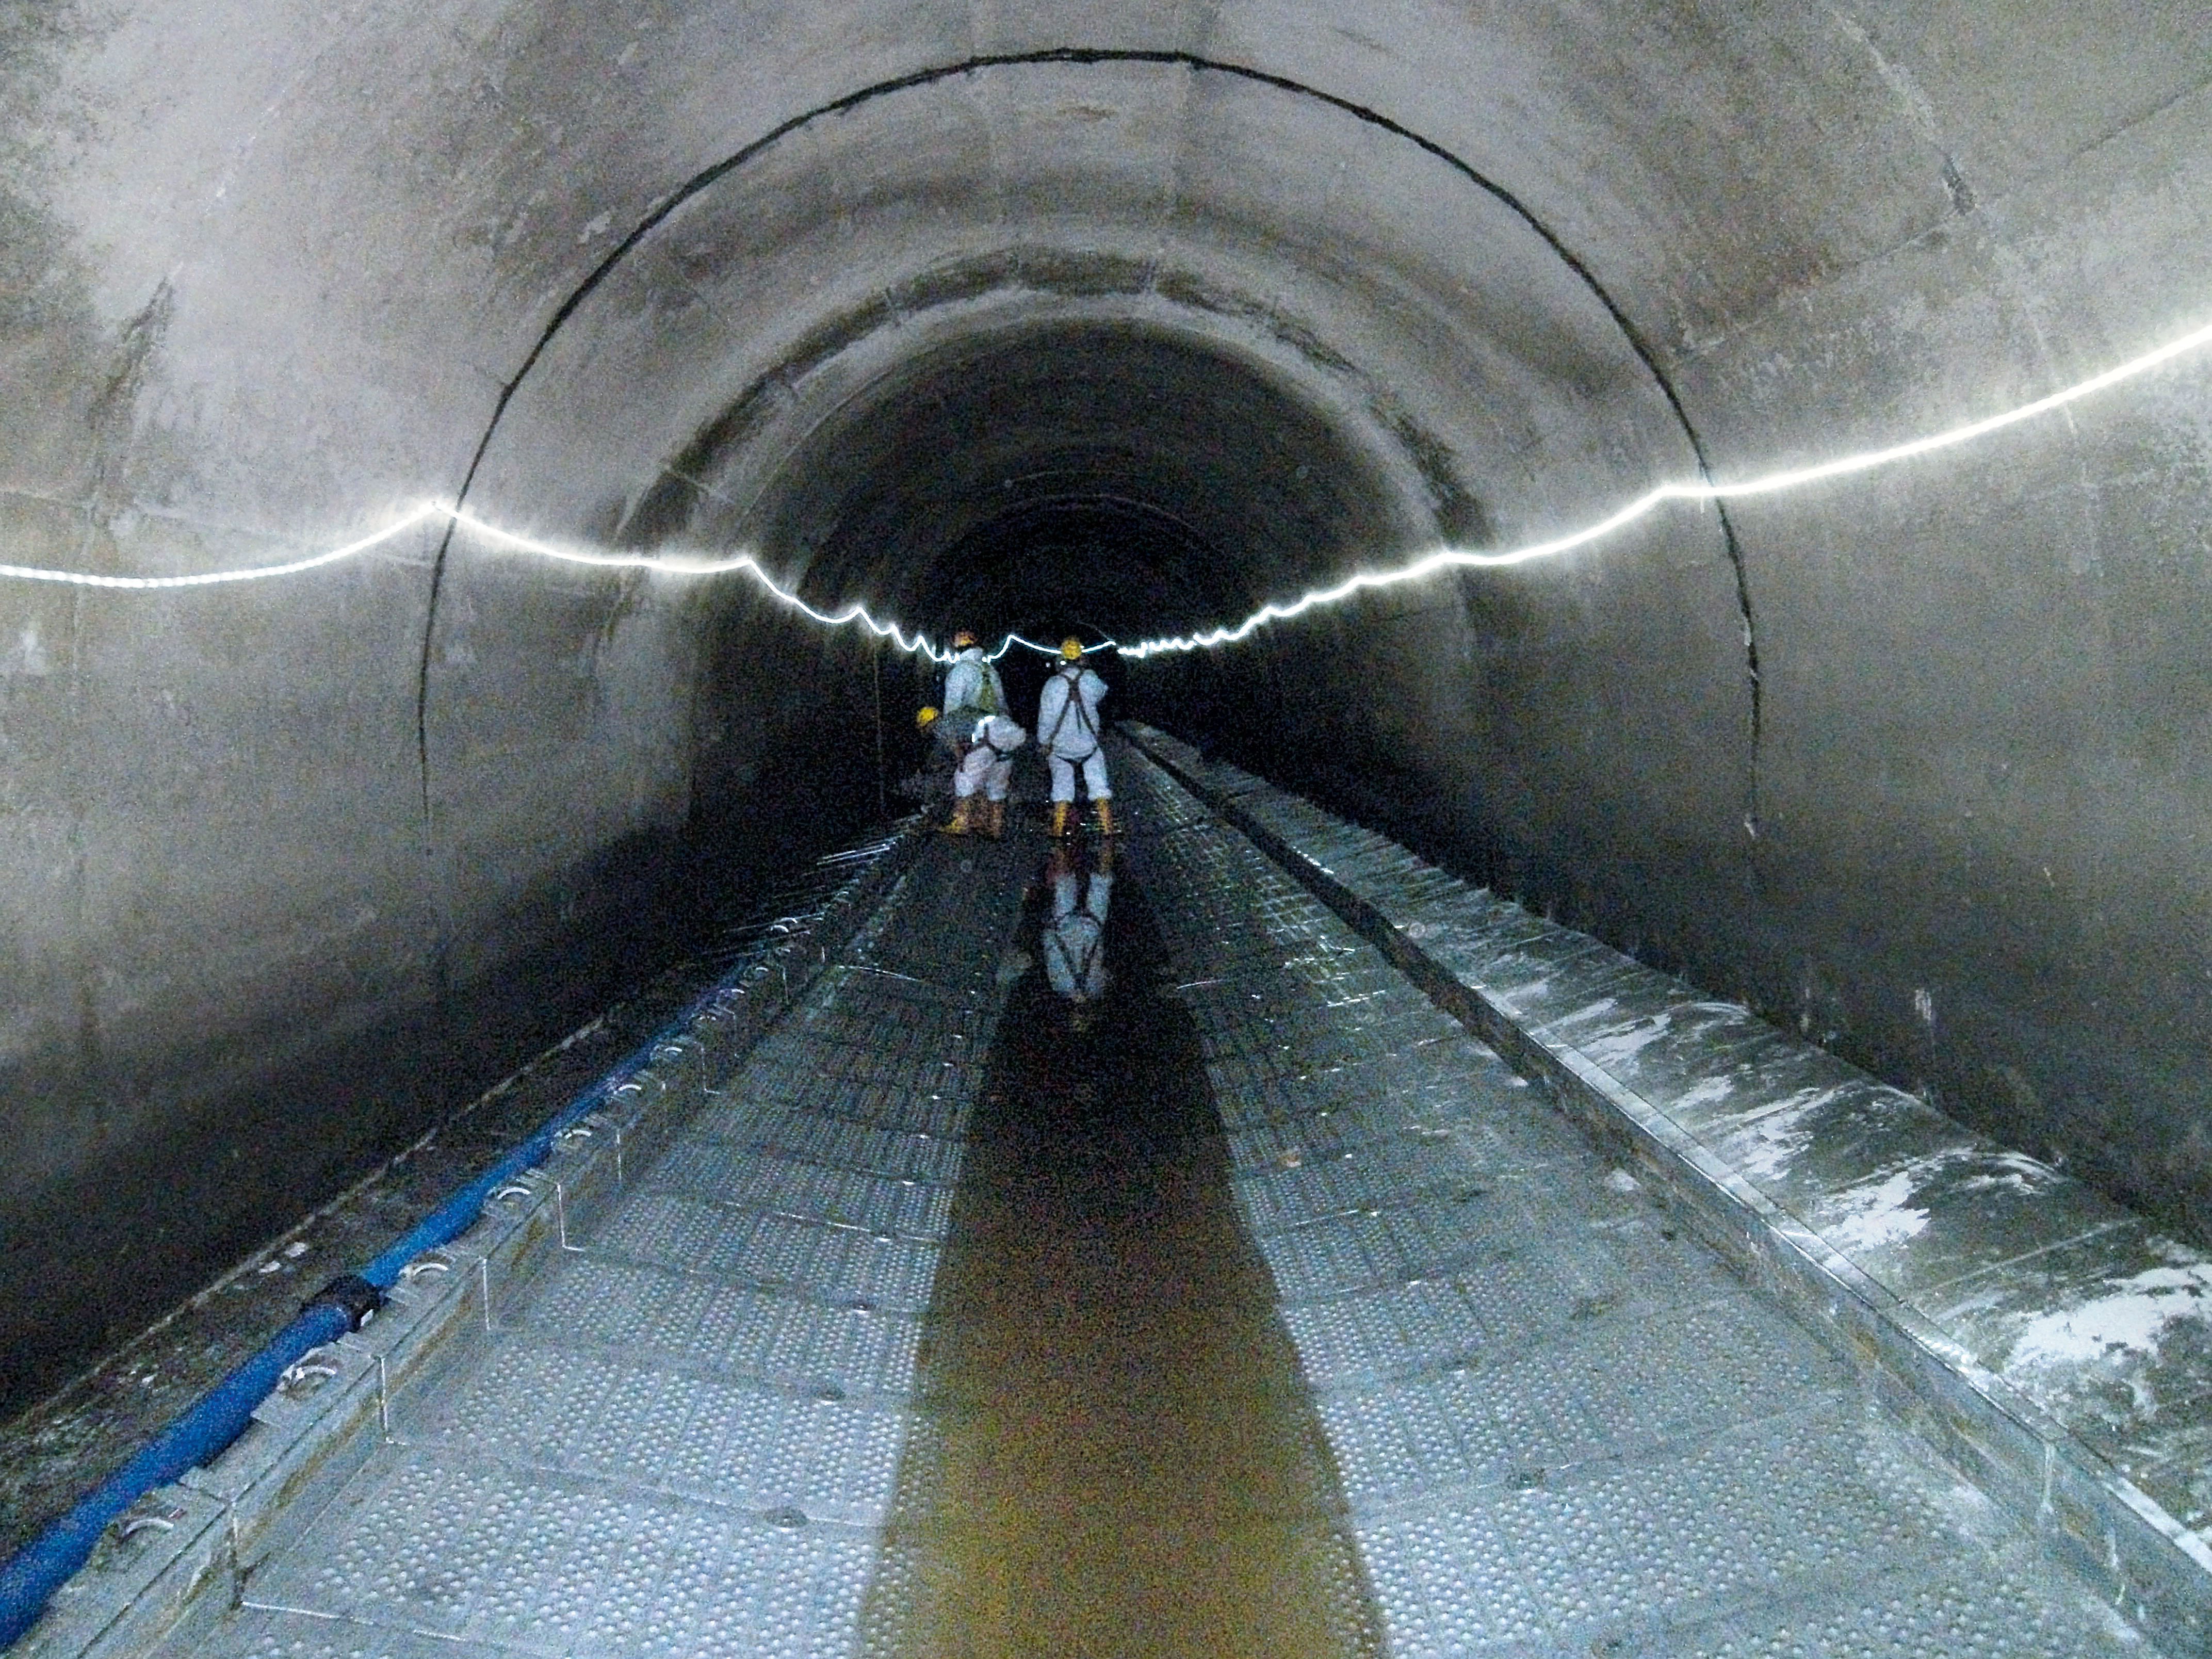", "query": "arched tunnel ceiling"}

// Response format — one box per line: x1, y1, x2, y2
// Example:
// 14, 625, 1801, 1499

3, 0, 2210, 1407
461, 53, 1698, 603
648, 315, 1432, 643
